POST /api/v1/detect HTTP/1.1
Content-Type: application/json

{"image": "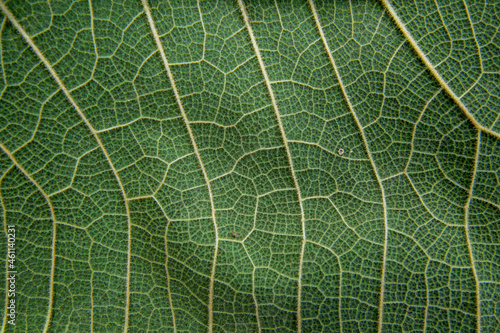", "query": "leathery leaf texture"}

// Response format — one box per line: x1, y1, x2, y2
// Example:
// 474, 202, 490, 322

0, 0, 499, 332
